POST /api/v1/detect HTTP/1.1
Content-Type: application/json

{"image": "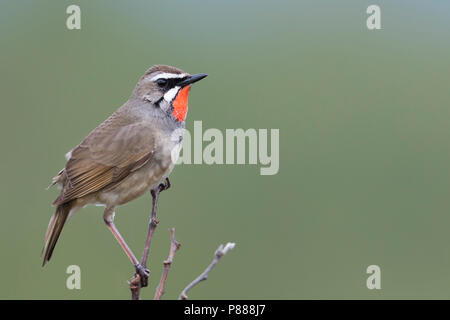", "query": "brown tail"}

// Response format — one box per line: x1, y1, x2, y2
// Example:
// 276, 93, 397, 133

42, 201, 73, 266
